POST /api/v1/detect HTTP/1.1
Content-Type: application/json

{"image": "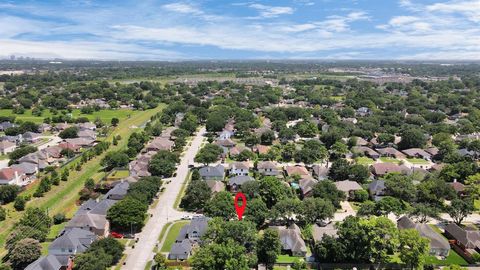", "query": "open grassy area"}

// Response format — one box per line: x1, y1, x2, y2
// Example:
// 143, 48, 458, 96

174, 171, 192, 210
406, 158, 430, 165
0, 108, 134, 124
276, 254, 300, 263
355, 156, 375, 165
106, 169, 130, 181
0, 105, 165, 256
379, 157, 401, 164
160, 221, 190, 252
425, 250, 468, 266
